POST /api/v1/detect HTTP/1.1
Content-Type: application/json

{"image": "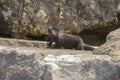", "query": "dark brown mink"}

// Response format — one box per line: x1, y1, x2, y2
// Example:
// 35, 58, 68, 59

47, 27, 97, 50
